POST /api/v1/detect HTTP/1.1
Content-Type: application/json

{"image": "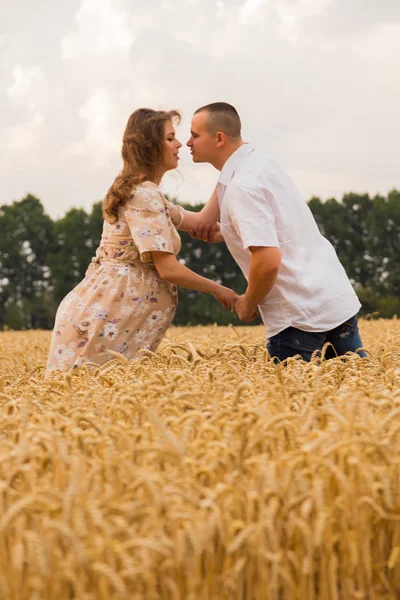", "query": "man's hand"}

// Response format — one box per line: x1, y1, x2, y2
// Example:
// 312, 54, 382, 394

235, 294, 259, 322
189, 222, 224, 243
